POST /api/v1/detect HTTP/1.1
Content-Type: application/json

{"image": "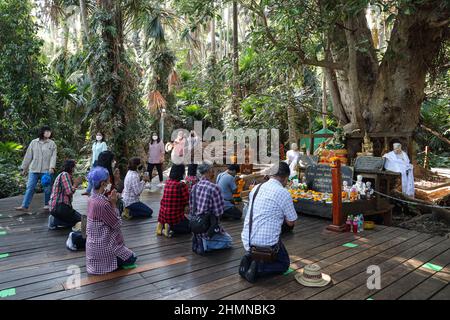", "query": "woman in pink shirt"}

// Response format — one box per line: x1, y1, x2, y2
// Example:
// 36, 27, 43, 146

147, 132, 165, 187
